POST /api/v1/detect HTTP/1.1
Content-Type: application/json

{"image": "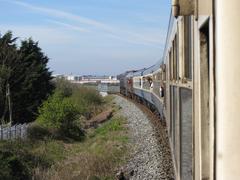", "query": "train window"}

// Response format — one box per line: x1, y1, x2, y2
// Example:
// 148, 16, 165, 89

175, 35, 179, 81
152, 72, 163, 98
163, 83, 167, 104
133, 77, 141, 88
159, 72, 162, 81
200, 21, 210, 180
169, 49, 173, 81
180, 88, 193, 180
173, 41, 176, 81
173, 86, 179, 169
143, 77, 147, 89
170, 86, 174, 141
184, 16, 193, 80
167, 55, 170, 82
164, 70, 166, 81
172, 35, 179, 82
161, 64, 166, 81
170, 85, 179, 170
